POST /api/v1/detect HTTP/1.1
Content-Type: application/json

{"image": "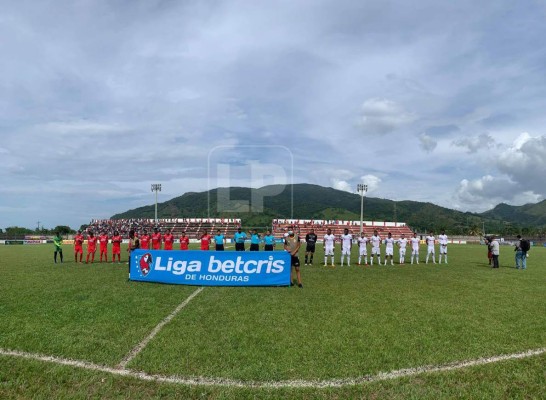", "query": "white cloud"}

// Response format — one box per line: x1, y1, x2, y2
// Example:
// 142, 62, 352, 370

357, 98, 416, 134
419, 133, 437, 153
360, 175, 381, 193
332, 179, 353, 192
452, 133, 494, 153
